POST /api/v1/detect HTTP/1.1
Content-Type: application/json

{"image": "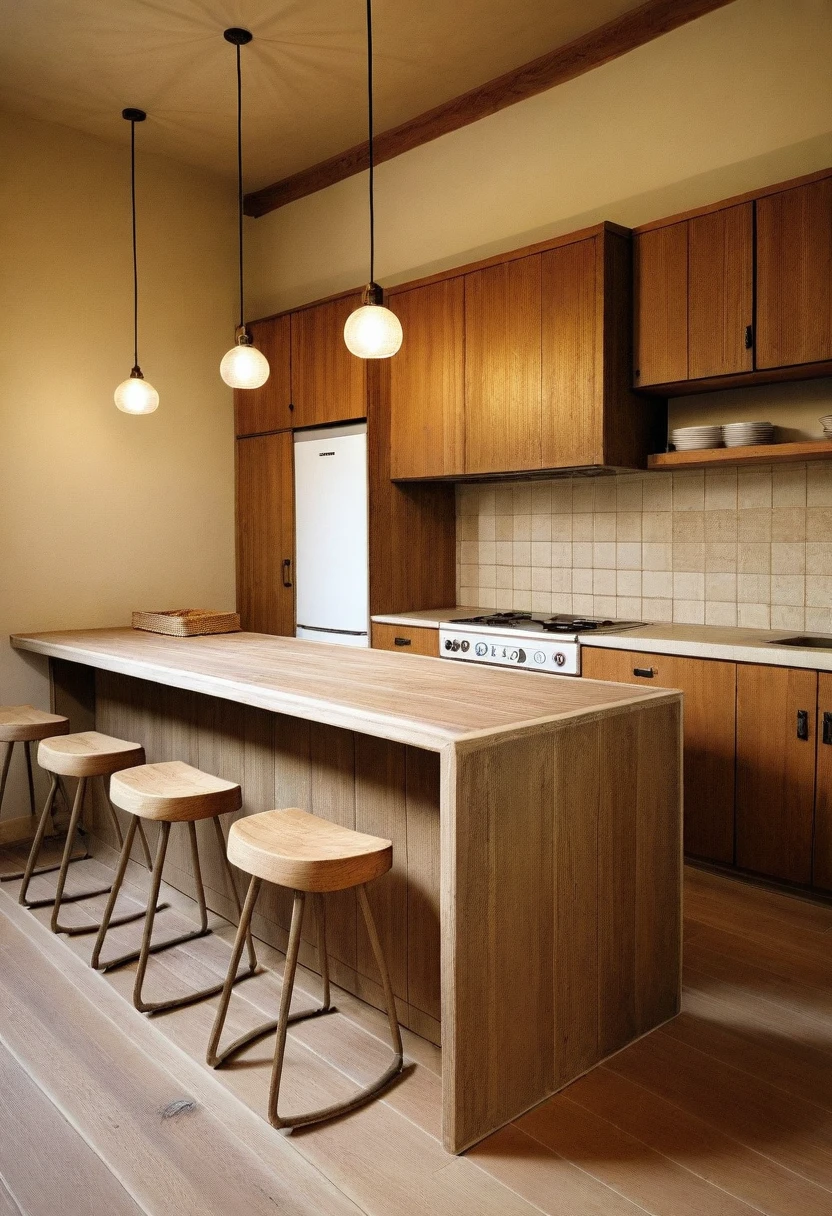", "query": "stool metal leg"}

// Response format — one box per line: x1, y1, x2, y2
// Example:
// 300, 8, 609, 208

49, 779, 112, 931
0, 742, 13, 817
98, 776, 153, 872
208, 879, 332, 1070
89, 816, 168, 961
15, 775, 107, 910
213, 816, 258, 974
267, 884, 403, 1130
4, 774, 86, 887
23, 742, 36, 817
